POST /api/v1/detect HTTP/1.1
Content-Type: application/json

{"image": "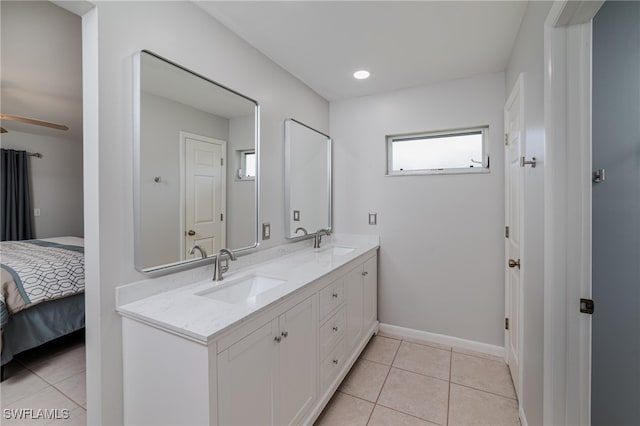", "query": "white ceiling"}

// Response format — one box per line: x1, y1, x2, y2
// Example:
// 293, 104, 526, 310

196, 1, 528, 101
0, 1, 82, 141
